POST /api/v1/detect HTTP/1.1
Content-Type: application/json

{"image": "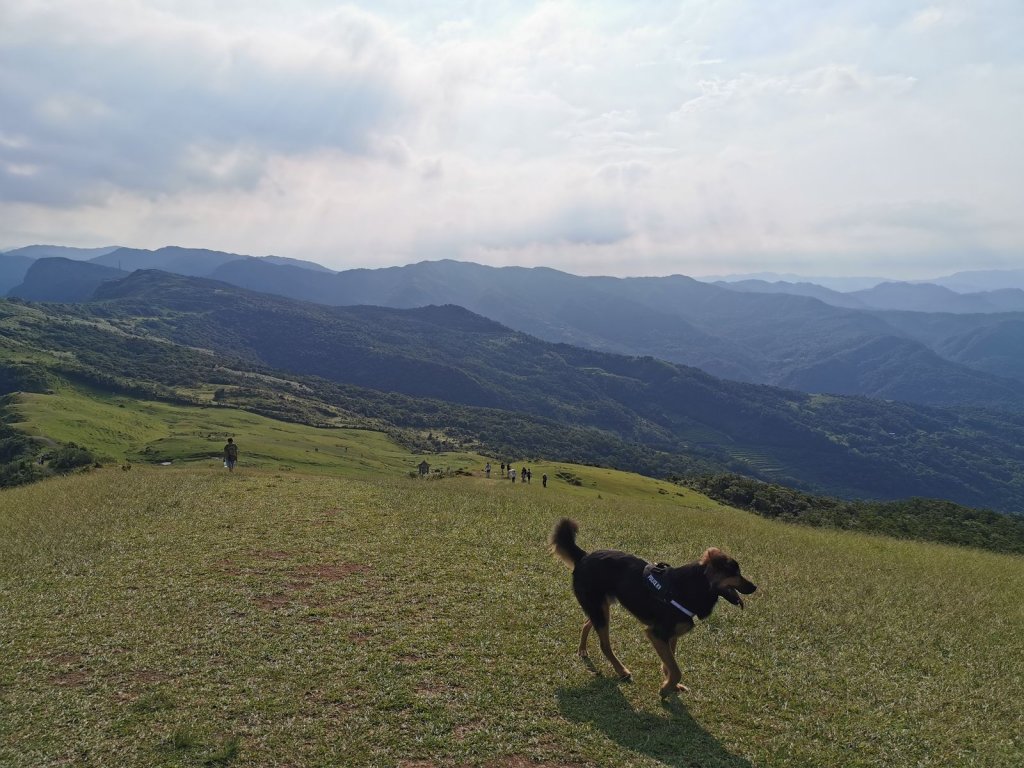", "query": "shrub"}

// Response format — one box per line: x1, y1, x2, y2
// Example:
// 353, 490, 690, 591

48, 443, 95, 472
